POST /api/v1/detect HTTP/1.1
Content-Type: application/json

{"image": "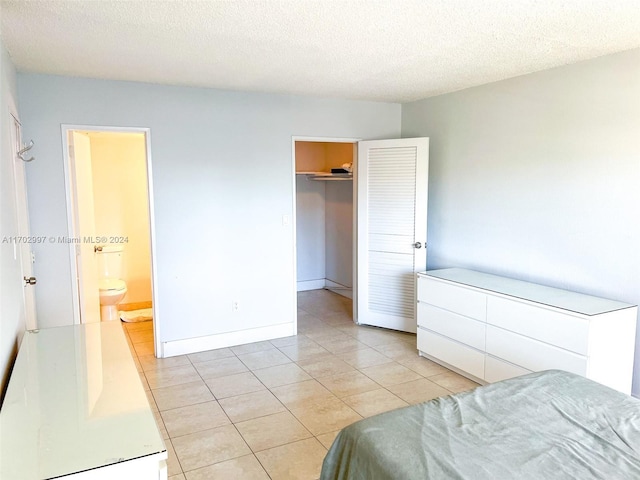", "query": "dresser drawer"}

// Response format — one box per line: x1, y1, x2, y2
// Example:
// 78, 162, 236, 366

417, 303, 486, 351
486, 325, 587, 376
417, 328, 485, 379
418, 276, 486, 321
484, 354, 531, 383
487, 296, 589, 355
